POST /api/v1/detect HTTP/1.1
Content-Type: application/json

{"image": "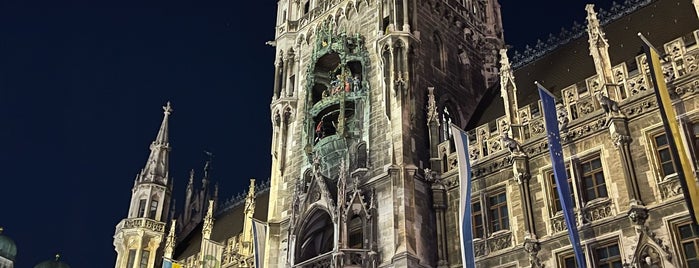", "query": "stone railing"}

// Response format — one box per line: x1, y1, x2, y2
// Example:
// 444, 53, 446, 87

340, 248, 373, 267
658, 174, 682, 200
294, 251, 333, 268
473, 231, 513, 258
117, 218, 166, 233
550, 198, 614, 234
